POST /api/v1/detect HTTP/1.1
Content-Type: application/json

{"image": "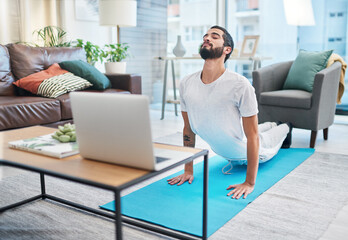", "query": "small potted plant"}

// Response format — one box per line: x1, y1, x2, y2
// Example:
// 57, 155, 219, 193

101, 43, 130, 74
75, 39, 103, 66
